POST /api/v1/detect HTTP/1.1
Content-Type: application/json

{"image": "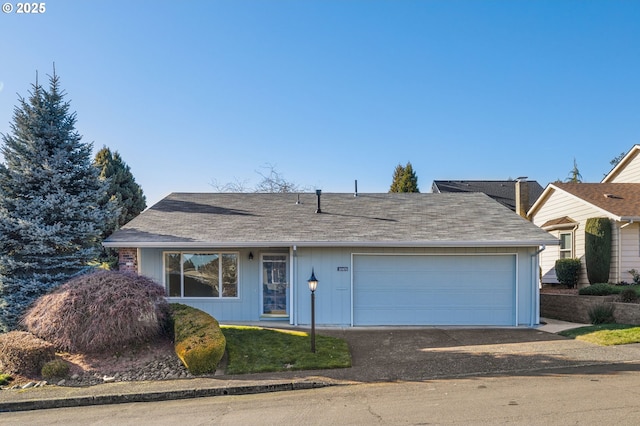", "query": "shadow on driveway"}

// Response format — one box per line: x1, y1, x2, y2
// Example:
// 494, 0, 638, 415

224, 327, 640, 383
